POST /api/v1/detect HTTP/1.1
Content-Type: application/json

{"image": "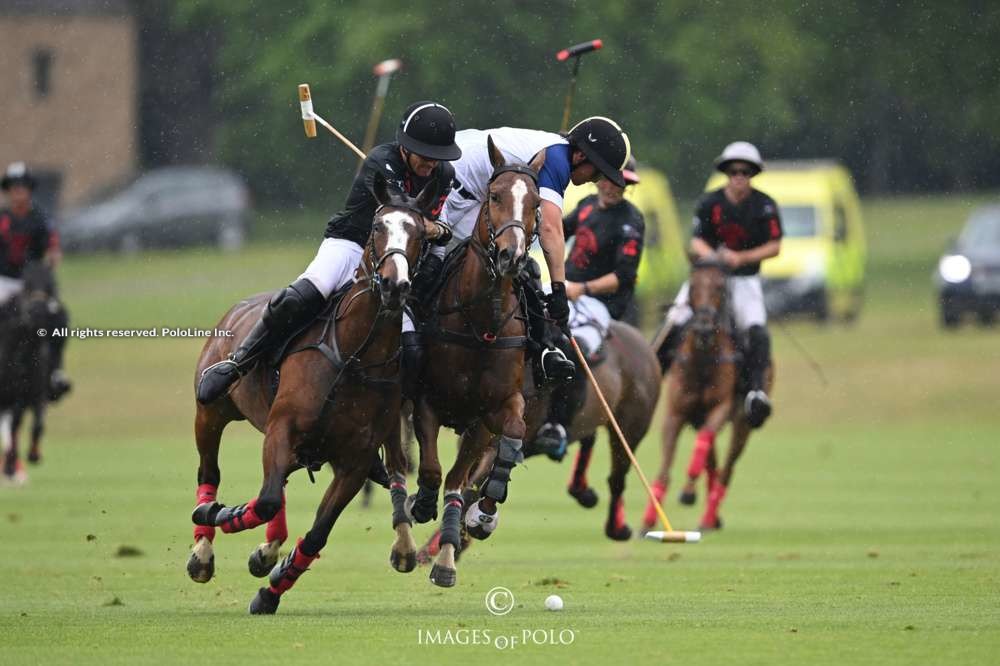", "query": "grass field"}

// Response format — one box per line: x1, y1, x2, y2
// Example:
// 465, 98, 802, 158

2, 195, 999, 665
